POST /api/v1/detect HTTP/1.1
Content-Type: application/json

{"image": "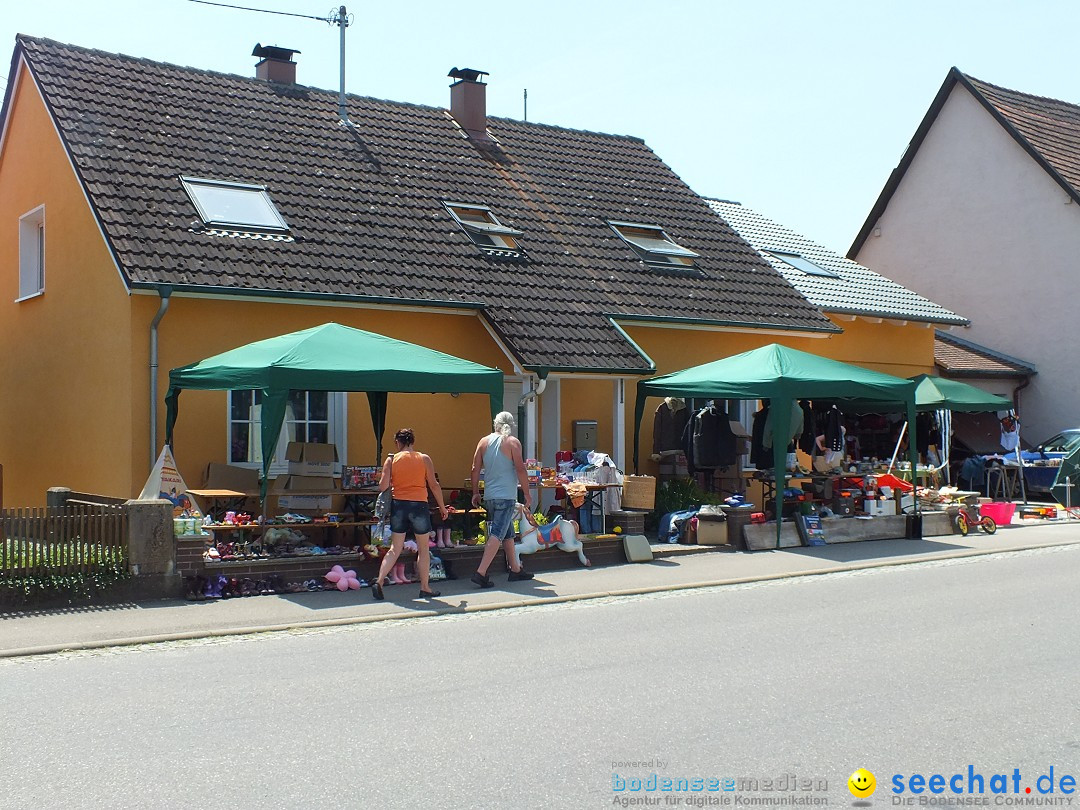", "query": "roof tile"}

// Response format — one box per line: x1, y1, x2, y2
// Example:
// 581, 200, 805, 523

13, 35, 838, 371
